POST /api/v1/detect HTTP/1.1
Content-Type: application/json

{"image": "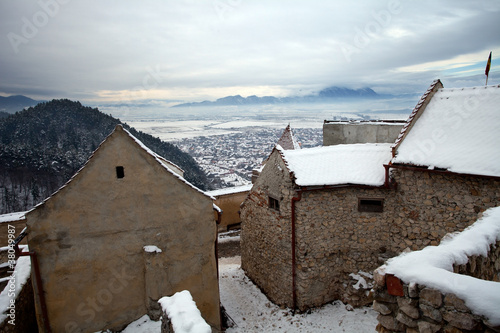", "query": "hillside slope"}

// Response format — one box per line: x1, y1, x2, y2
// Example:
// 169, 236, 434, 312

0, 99, 209, 213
